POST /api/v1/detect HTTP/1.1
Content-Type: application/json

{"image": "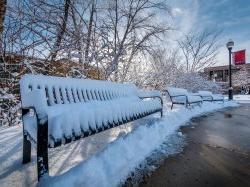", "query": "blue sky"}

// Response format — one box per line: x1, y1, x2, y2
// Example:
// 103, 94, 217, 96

168, 0, 250, 65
